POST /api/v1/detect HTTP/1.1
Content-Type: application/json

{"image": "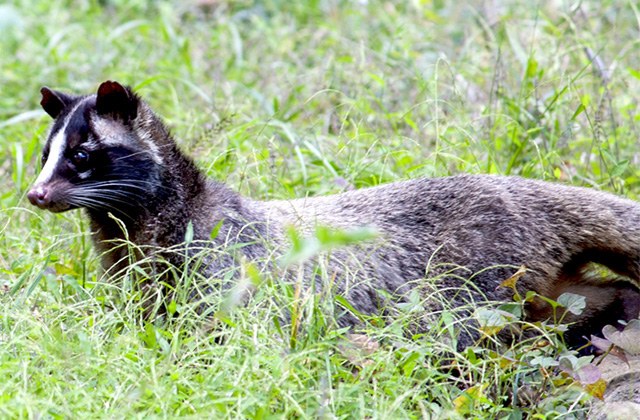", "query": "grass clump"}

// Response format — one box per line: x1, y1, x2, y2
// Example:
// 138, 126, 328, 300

1, 0, 639, 418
